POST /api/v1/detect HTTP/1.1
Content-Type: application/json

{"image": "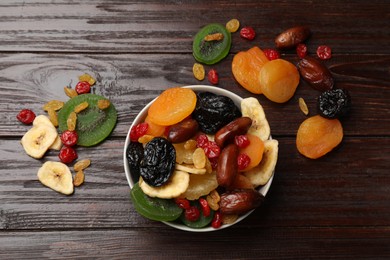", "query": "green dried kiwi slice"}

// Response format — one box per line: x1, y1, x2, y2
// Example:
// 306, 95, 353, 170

58, 94, 117, 147
193, 23, 232, 65
130, 182, 183, 222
